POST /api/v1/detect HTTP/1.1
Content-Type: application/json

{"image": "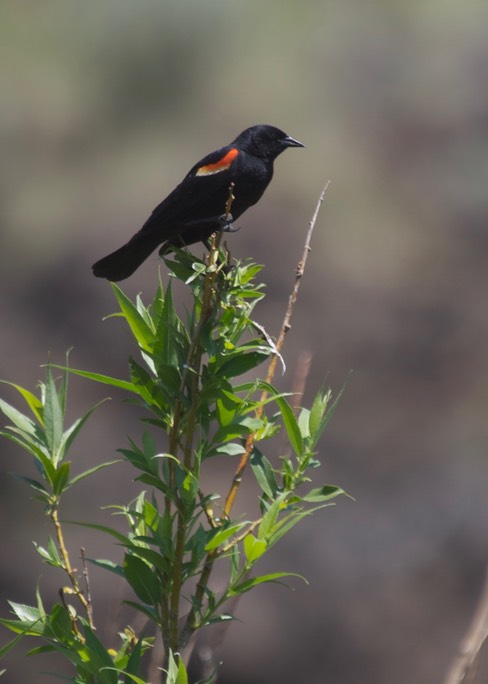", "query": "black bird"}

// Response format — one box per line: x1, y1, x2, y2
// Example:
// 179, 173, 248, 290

92, 124, 304, 281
